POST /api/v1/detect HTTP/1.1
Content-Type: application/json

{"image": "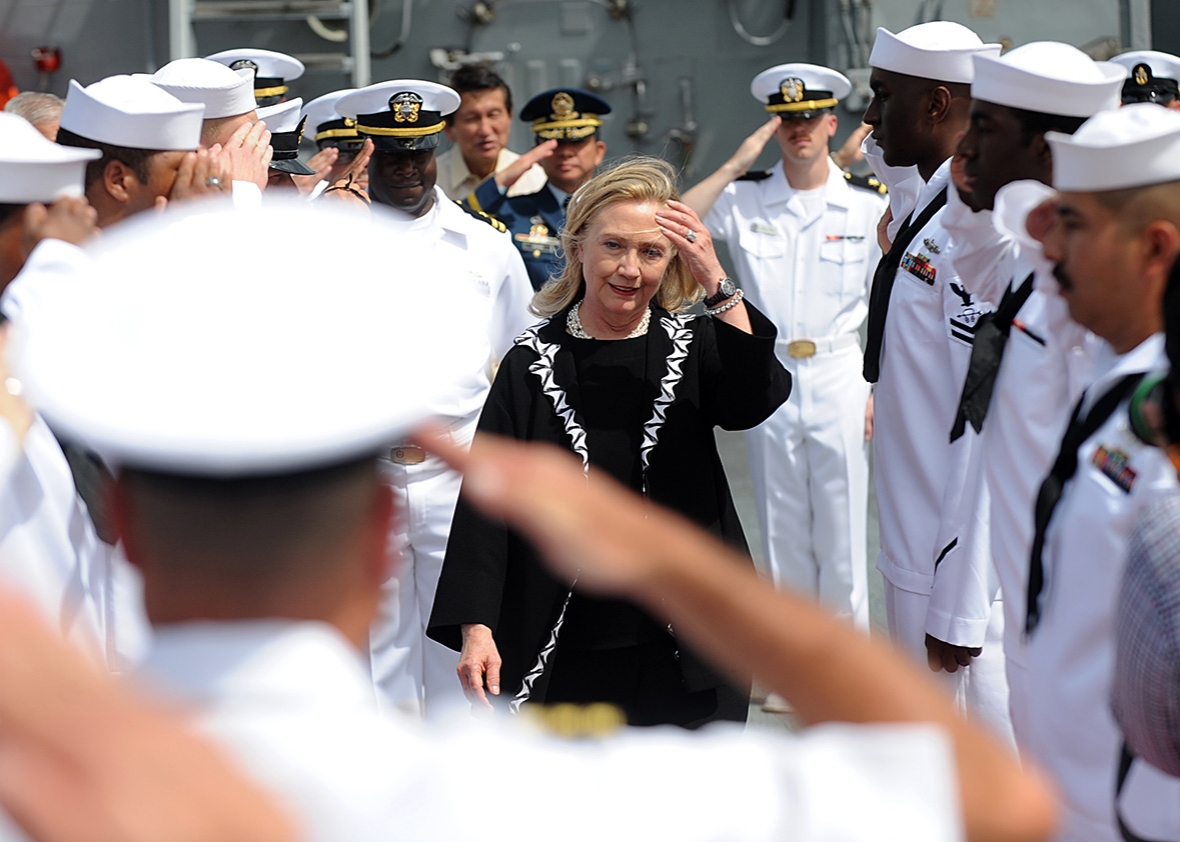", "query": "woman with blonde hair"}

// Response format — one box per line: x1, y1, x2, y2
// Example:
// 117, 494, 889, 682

429, 156, 790, 727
